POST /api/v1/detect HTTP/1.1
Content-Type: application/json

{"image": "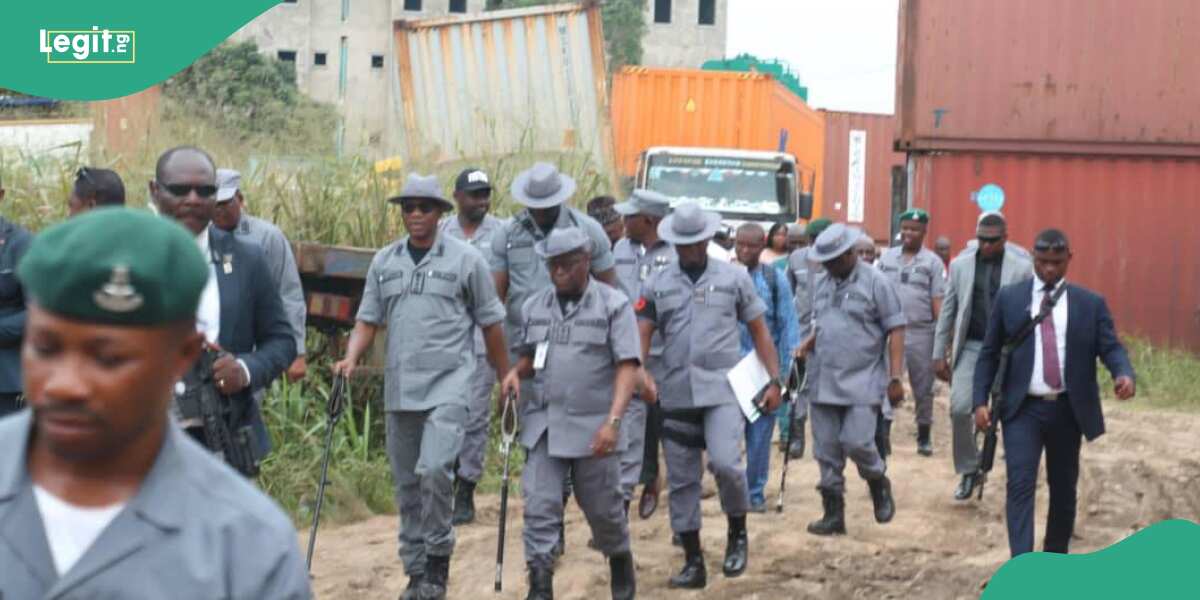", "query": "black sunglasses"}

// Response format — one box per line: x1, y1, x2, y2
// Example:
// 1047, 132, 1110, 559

977, 234, 1004, 244
1034, 239, 1069, 252
158, 181, 217, 199
401, 201, 437, 214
